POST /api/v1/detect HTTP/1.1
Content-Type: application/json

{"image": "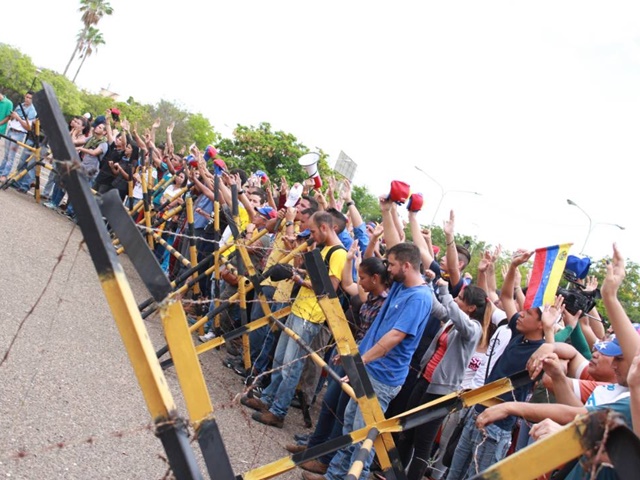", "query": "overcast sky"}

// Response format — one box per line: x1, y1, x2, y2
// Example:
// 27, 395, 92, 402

3, 1, 639, 265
